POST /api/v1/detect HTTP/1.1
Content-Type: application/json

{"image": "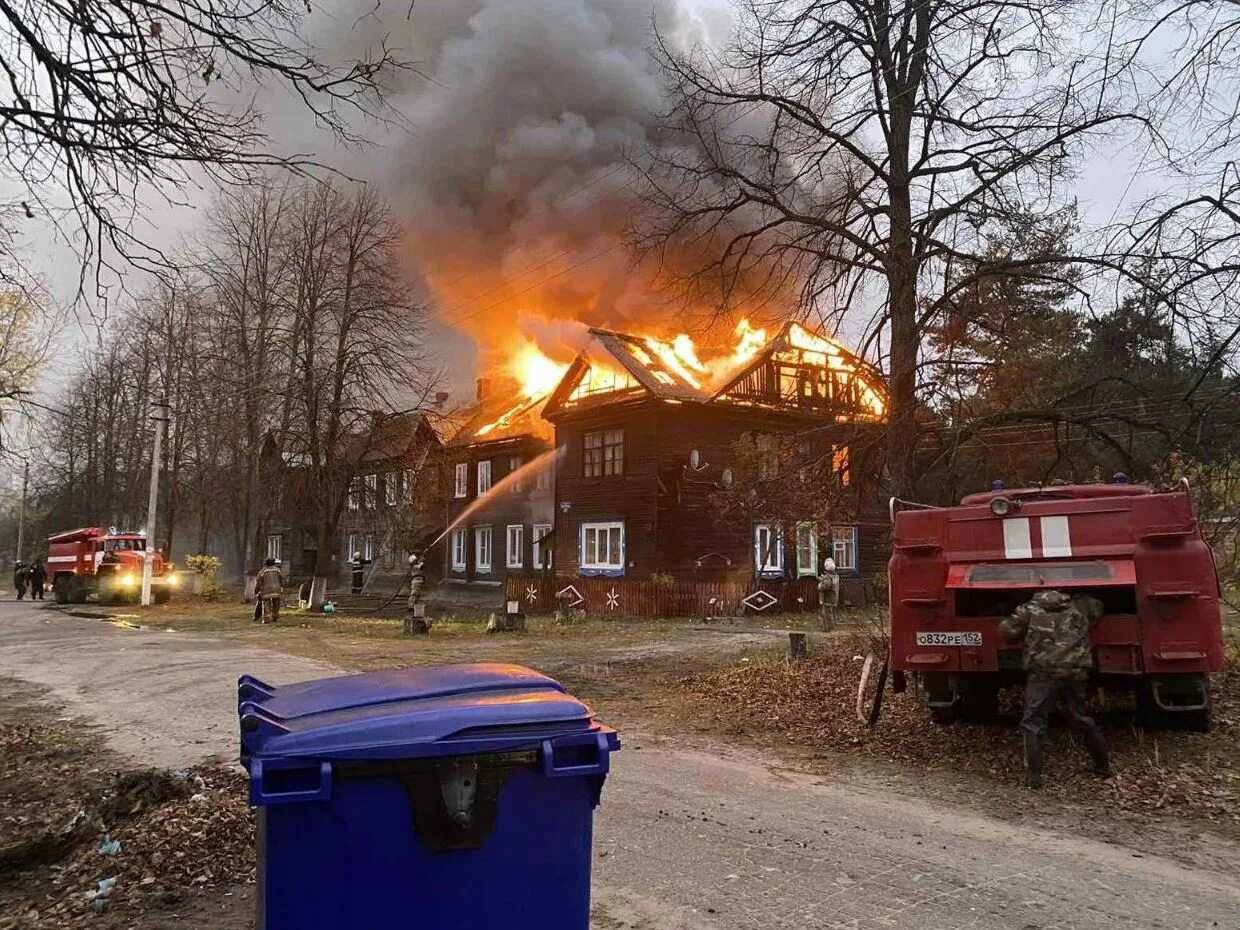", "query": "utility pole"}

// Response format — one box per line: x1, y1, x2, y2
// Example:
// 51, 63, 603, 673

15, 458, 28, 563
141, 399, 171, 607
